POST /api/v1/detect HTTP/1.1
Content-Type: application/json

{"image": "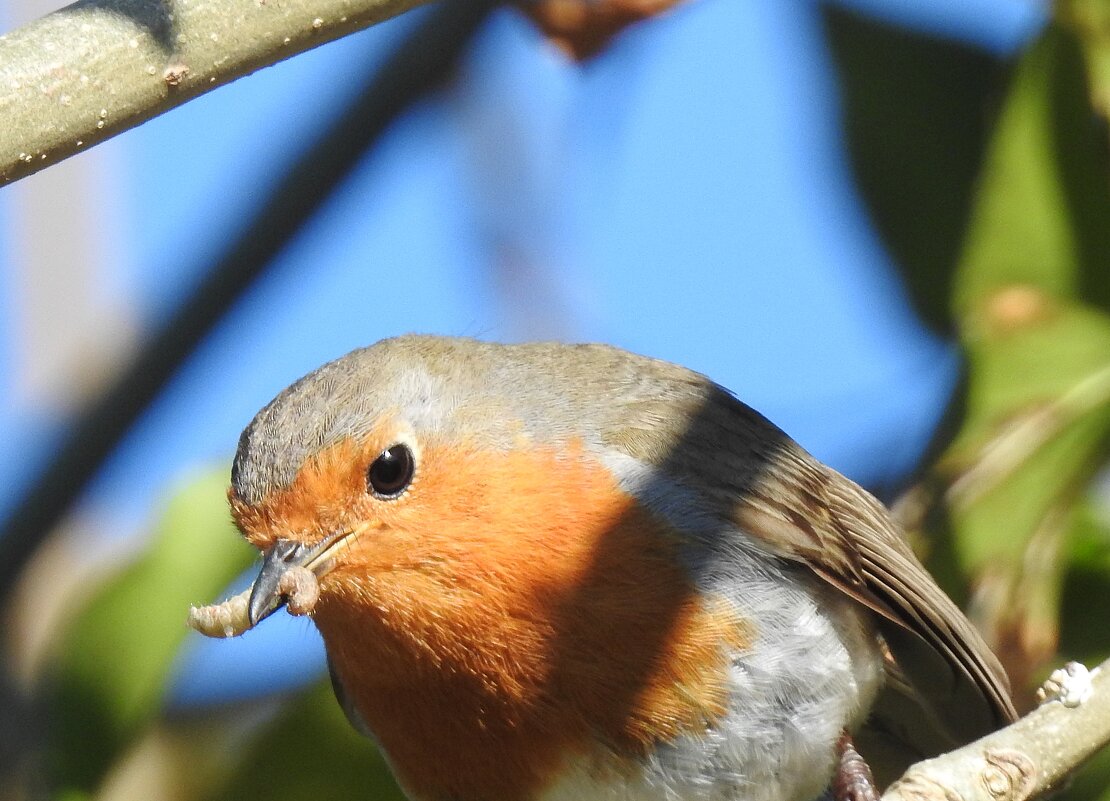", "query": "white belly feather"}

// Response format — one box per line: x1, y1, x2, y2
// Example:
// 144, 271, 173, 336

540, 566, 884, 801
